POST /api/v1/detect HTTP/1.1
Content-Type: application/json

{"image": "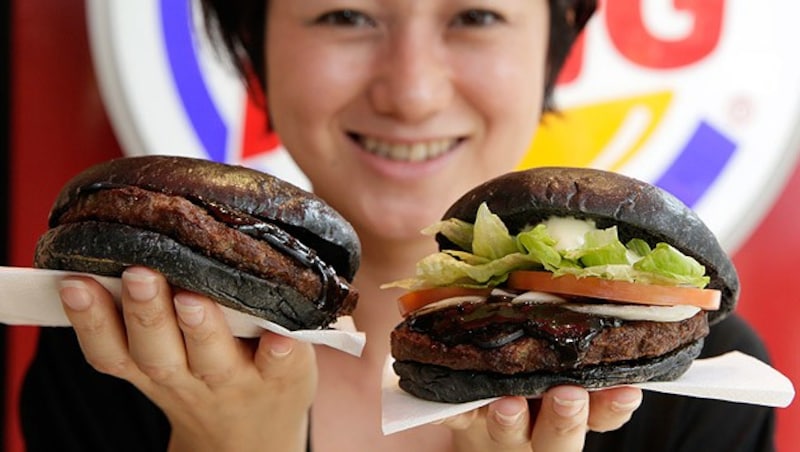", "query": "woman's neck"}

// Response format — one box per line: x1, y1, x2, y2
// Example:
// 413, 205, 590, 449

349, 231, 436, 365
